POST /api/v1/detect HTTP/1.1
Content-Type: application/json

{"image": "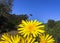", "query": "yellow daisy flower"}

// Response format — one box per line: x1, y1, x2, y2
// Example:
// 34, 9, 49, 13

0, 33, 21, 43
21, 35, 36, 43
34, 42, 38, 43
40, 34, 55, 43
18, 20, 45, 37
0, 33, 36, 43
0, 41, 9, 43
